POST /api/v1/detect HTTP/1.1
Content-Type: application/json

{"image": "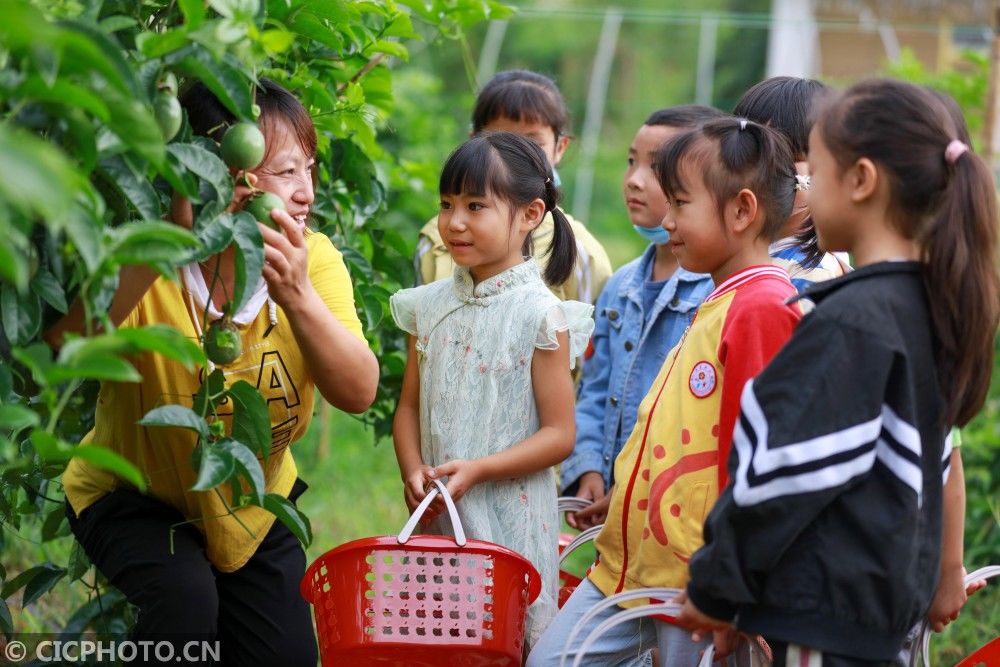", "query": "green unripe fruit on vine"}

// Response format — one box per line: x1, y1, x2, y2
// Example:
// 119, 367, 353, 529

244, 191, 285, 229
221, 122, 266, 169
153, 92, 182, 142
204, 317, 242, 365
157, 71, 178, 96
